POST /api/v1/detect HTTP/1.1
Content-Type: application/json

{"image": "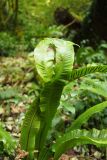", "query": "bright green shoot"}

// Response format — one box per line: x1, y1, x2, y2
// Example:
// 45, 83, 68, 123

20, 38, 107, 160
